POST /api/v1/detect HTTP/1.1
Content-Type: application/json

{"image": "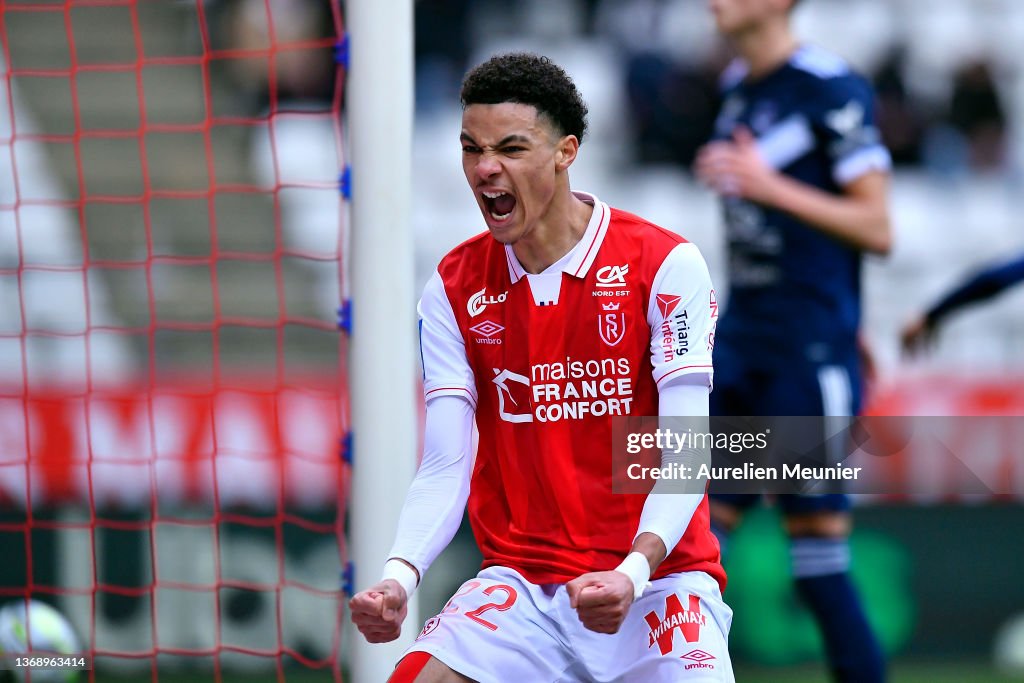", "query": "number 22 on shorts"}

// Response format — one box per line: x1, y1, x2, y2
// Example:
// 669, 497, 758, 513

441, 581, 518, 631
